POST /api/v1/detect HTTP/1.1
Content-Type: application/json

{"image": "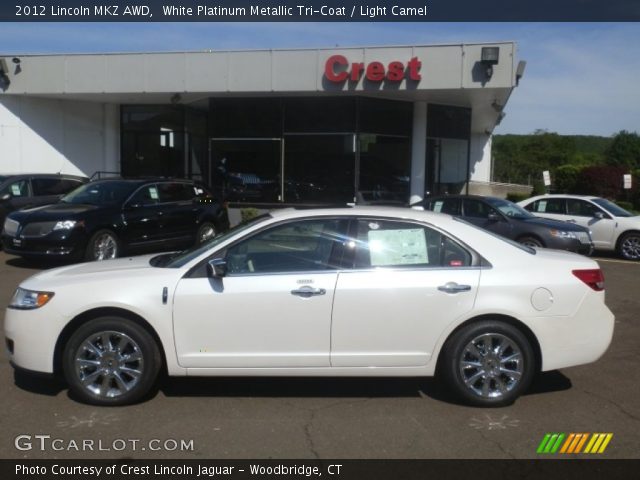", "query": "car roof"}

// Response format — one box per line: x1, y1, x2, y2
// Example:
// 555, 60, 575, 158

268, 206, 456, 224
425, 194, 504, 202
524, 194, 600, 202
0, 173, 88, 180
